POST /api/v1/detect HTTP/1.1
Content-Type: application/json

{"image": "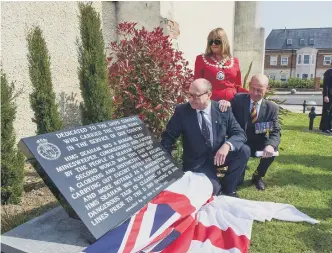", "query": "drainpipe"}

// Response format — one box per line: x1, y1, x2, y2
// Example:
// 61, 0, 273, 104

290, 49, 293, 77
314, 50, 318, 78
